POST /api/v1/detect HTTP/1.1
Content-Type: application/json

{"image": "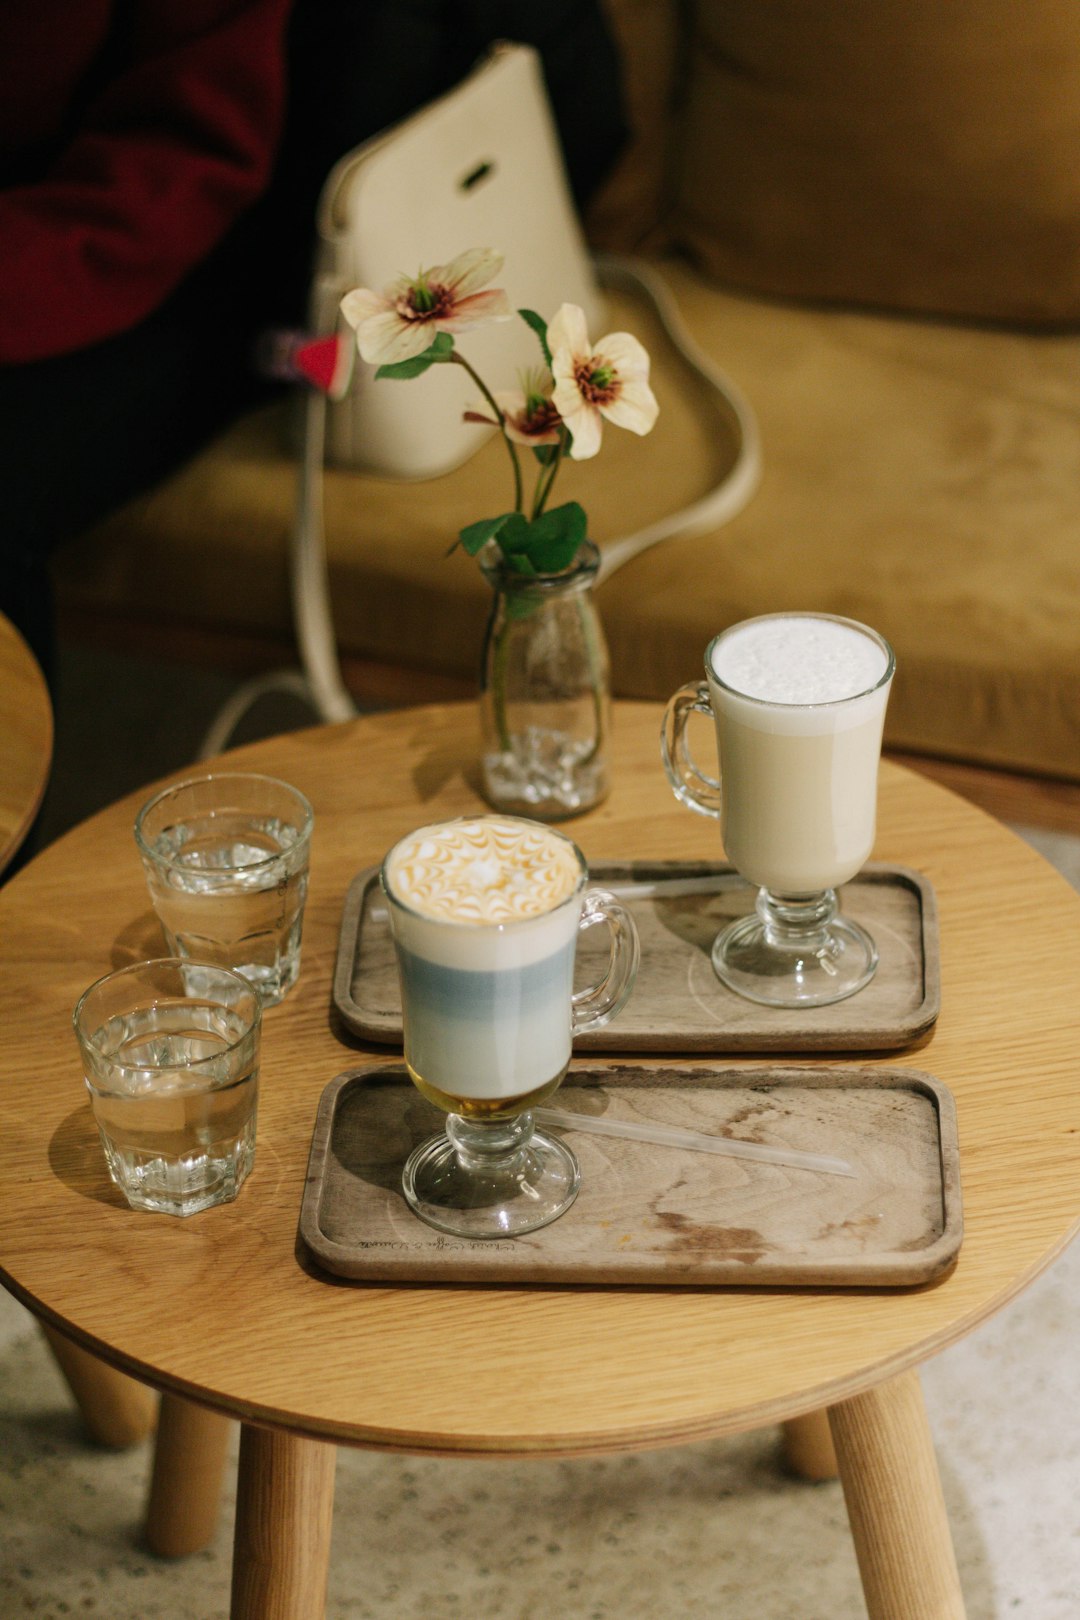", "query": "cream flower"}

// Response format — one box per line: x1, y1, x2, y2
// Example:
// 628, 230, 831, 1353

465, 370, 562, 446
340, 247, 513, 365
548, 303, 658, 460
